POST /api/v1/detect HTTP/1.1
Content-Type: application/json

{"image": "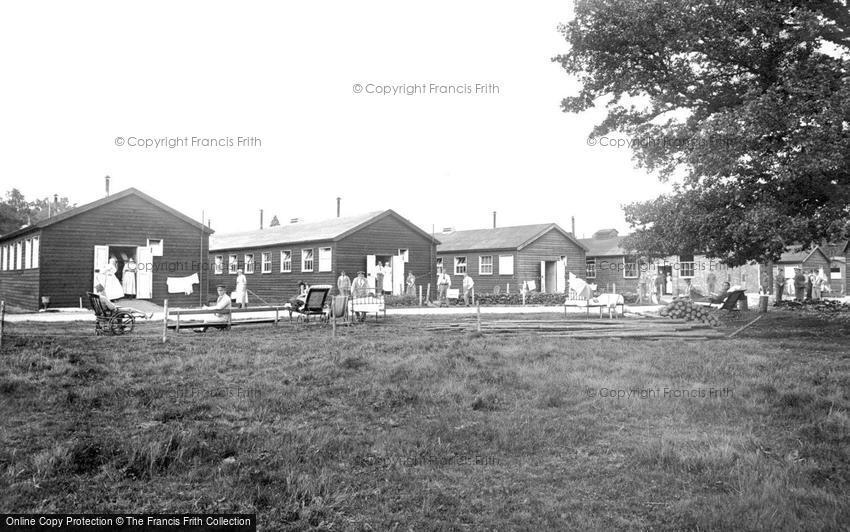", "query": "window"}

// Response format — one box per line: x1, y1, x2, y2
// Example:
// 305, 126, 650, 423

214, 255, 223, 275
318, 247, 332, 272
15, 241, 23, 270
398, 249, 409, 262
302, 249, 314, 272
147, 238, 164, 256
280, 250, 292, 273
454, 256, 467, 275
436, 258, 443, 274
498, 255, 514, 275
228, 254, 238, 274
24, 238, 32, 269
479, 255, 493, 275
680, 261, 695, 278
31, 237, 39, 268
261, 252, 272, 273
1, 245, 5, 271
586, 258, 596, 279
831, 267, 842, 280
244, 254, 255, 274
623, 259, 638, 279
